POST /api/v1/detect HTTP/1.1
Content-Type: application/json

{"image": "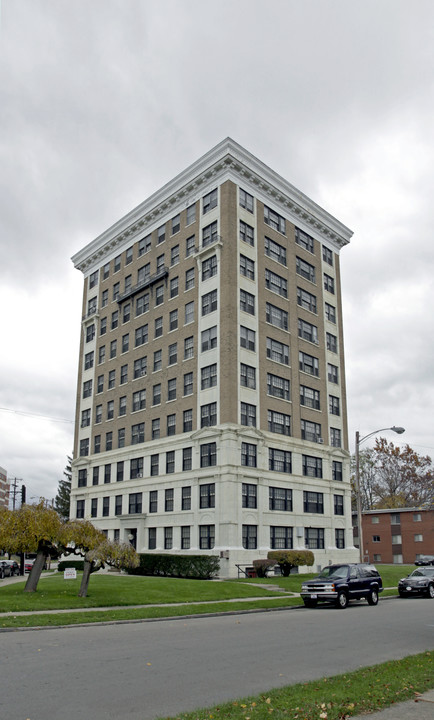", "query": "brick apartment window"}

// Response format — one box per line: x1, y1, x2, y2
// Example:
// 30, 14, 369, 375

240, 363, 256, 389
184, 336, 194, 359
296, 257, 315, 283
303, 491, 324, 513
157, 225, 165, 244
83, 380, 92, 399
242, 483, 257, 508
84, 351, 94, 370
132, 390, 146, 412
271, 526, 293, 549
268, 410, 291, 436
265, 269, 287, 297
240, 254, 255, 279
182, 486, 191, 509
183, 409, 193, 432
269, 449, 292, 474
300, 386, 320, 410
325, 303, 336, 323
170, 276, 179, 298
169, 309, 178, 331
92, 467, 99, 485
136, 293, 149, 316
153, 351, 162, 373
167, 378, 177, 401
414, 534, 423, 542
373, 535, 381, 543
201, 326, 217, 352
86, 324, 95, 342
413, 512, 422, 522
186, 203, 196, 225
138, 235, 151, 256
266, 302, 288, 330
329, 395, 340, 415
241, 443, 257, 468
110, 339, 117, 359
100, 317, 107, 335
240, 325, 255, 351
302, 455, 323, 478
81, 409, 91, 428
97, 346, 105, 364
168, 342, 177, 365
202, 255, 217, 280
265, 236, 286, 265
328, 363, 339, 383
301, 420, 321, 442
120, 365, 128, 384
167, 414, 176, 436
297, 287, 317, 313
185, 301, 194, 324
201, 402, 217, 428
392, 534, 402, 544
299, 351, 319, 376
154, 317, 163, 338
94, 435, 101, 453
327, 333, 338, 353
264, 205, 285, 234
324, 273, 335, 293
199, 525, 215, 549
305, 528, 325, 549
240, 289, 255, 315
186, 235, 195, 257
239, 188, 254, 212
239, 220, 254, 245
241, 402, 256, 427
202, 221, 218, 248
103, 262, 110, 279
269, 487, 292, 511
79, 439, 89, 457
185, 267, 195, 290
118, 428, 125, 448
171, 214, 180, 235
183, 372, 193, 396
242, 525, 257, 549
267, 373, 290, 400
152, 418, 160, 439
182, 448, 192, 472
203, 188, 217, 214
295, 227, 314, 253
330, 427, 341, 447
201, 364, 217, 390
202, 290, 217, 316
390, 513, 401, 524
134, 357, 147, 379
323, 245, 333, 265
105, 432, 113, 451
132, 423, 145, 444
298, 319, 318, 343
